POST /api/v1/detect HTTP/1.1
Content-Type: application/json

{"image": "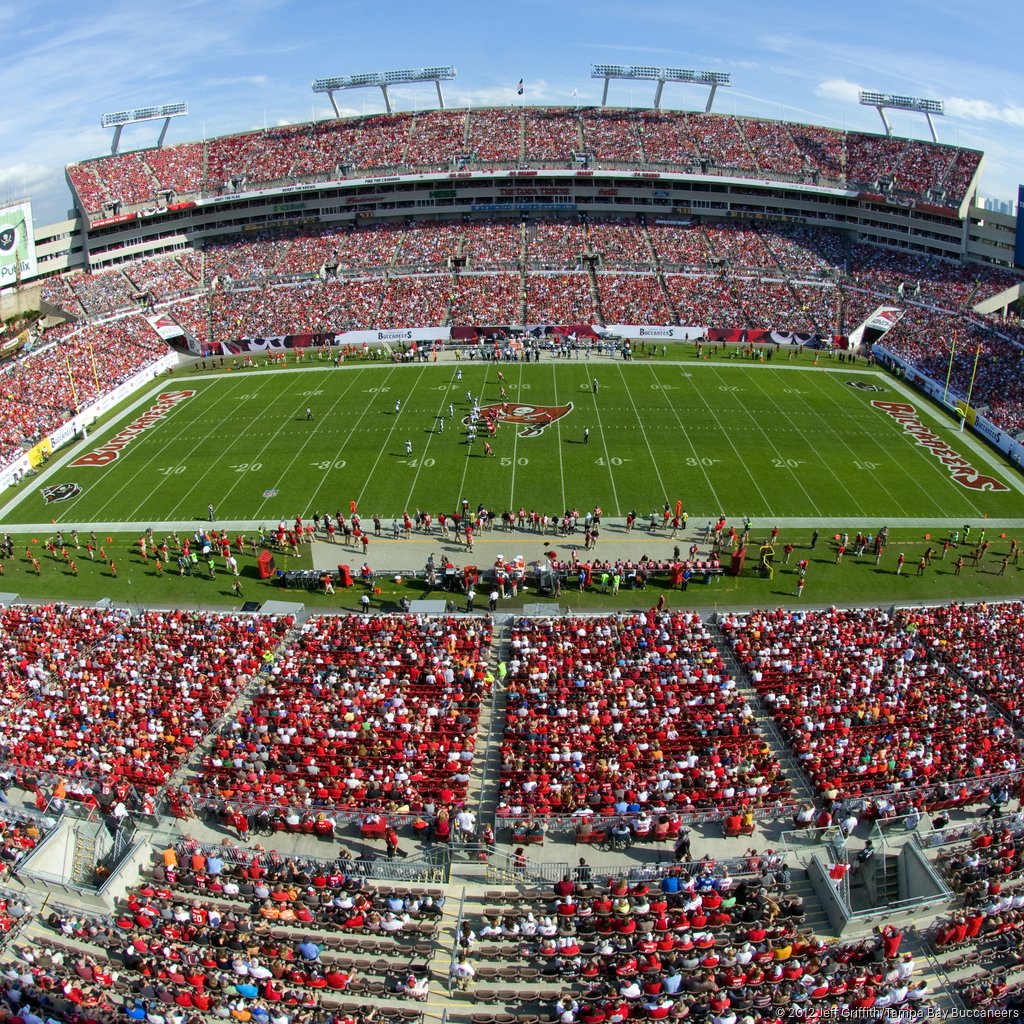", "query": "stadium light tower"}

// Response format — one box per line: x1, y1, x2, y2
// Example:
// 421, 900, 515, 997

312, 66, 456, 117
99, 102, 188, 154
591, 64, 731, 112
858, 91, 944, 143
